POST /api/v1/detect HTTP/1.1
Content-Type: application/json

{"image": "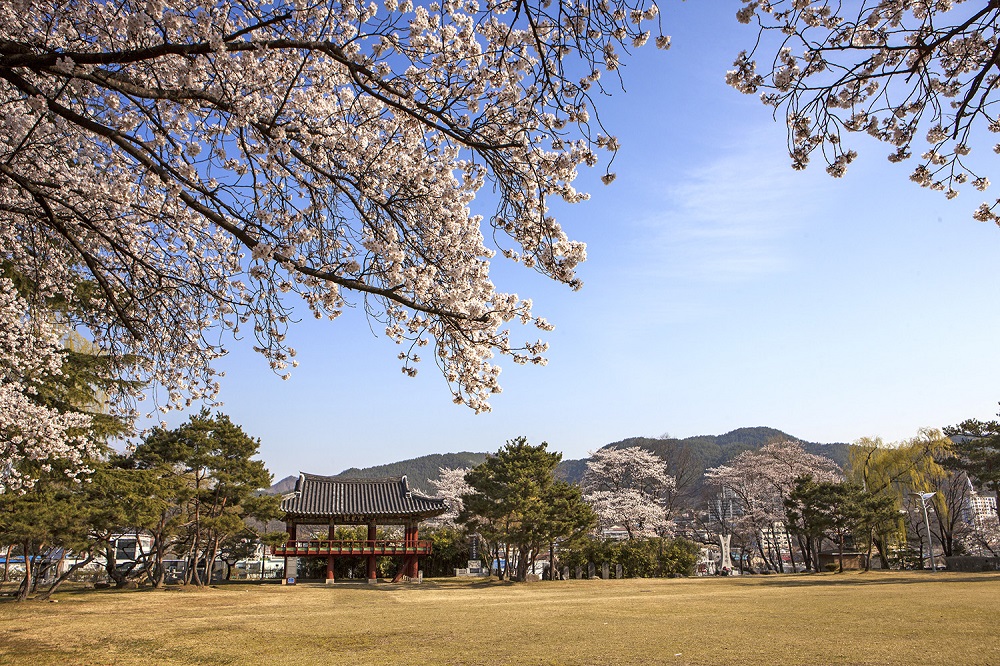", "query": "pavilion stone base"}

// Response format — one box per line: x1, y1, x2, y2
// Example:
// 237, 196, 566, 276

366, 578, 378, 585
282, 557, 298, 584
325, 578, 336, 585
